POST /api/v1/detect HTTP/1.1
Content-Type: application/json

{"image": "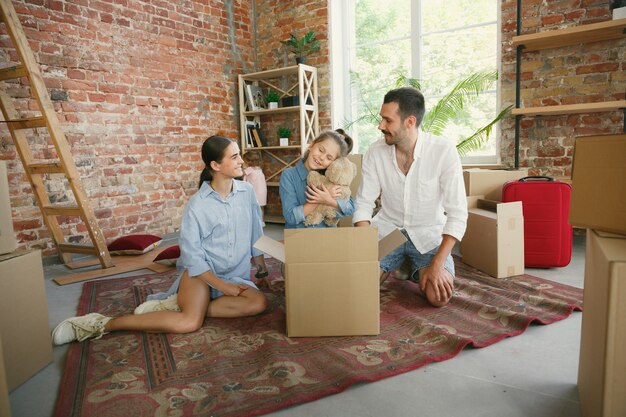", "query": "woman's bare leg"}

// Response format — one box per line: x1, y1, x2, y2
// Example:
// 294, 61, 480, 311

104, 271, 210, 334
207, 287, 267, 318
